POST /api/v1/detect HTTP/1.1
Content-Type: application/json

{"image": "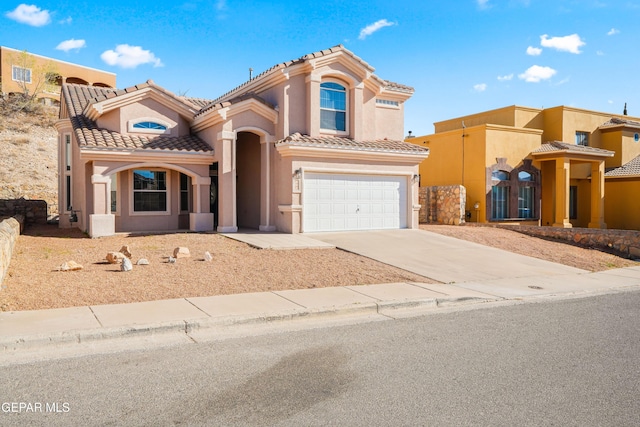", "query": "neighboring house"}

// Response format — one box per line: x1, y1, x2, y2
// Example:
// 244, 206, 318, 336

409, 105, 640, 230
56, 45, 429, 237
1, 46, 116, 105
